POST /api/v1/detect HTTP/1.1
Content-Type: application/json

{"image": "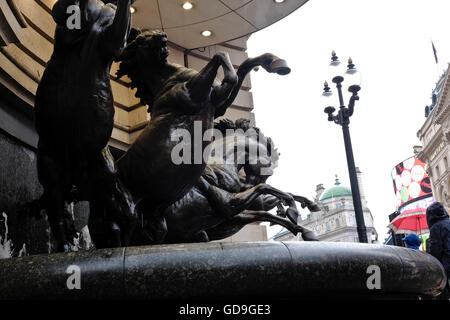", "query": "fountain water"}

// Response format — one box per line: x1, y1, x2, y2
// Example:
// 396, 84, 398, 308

0, 213, 12, 259
0, 212, 28, 259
